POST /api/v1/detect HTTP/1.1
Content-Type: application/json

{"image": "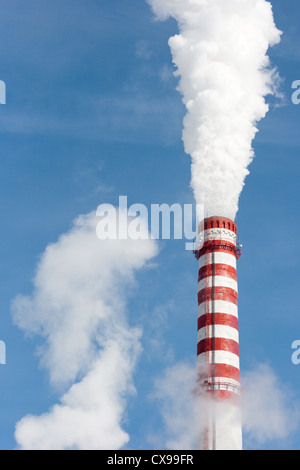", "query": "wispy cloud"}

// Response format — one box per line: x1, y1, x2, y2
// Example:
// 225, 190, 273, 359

0, 92, 182, 146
